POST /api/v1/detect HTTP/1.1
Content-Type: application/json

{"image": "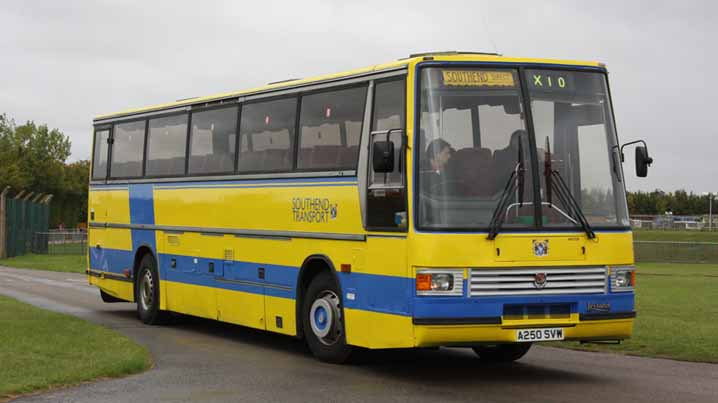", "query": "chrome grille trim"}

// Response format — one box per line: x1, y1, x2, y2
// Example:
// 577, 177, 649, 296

470, 267, 607, 297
